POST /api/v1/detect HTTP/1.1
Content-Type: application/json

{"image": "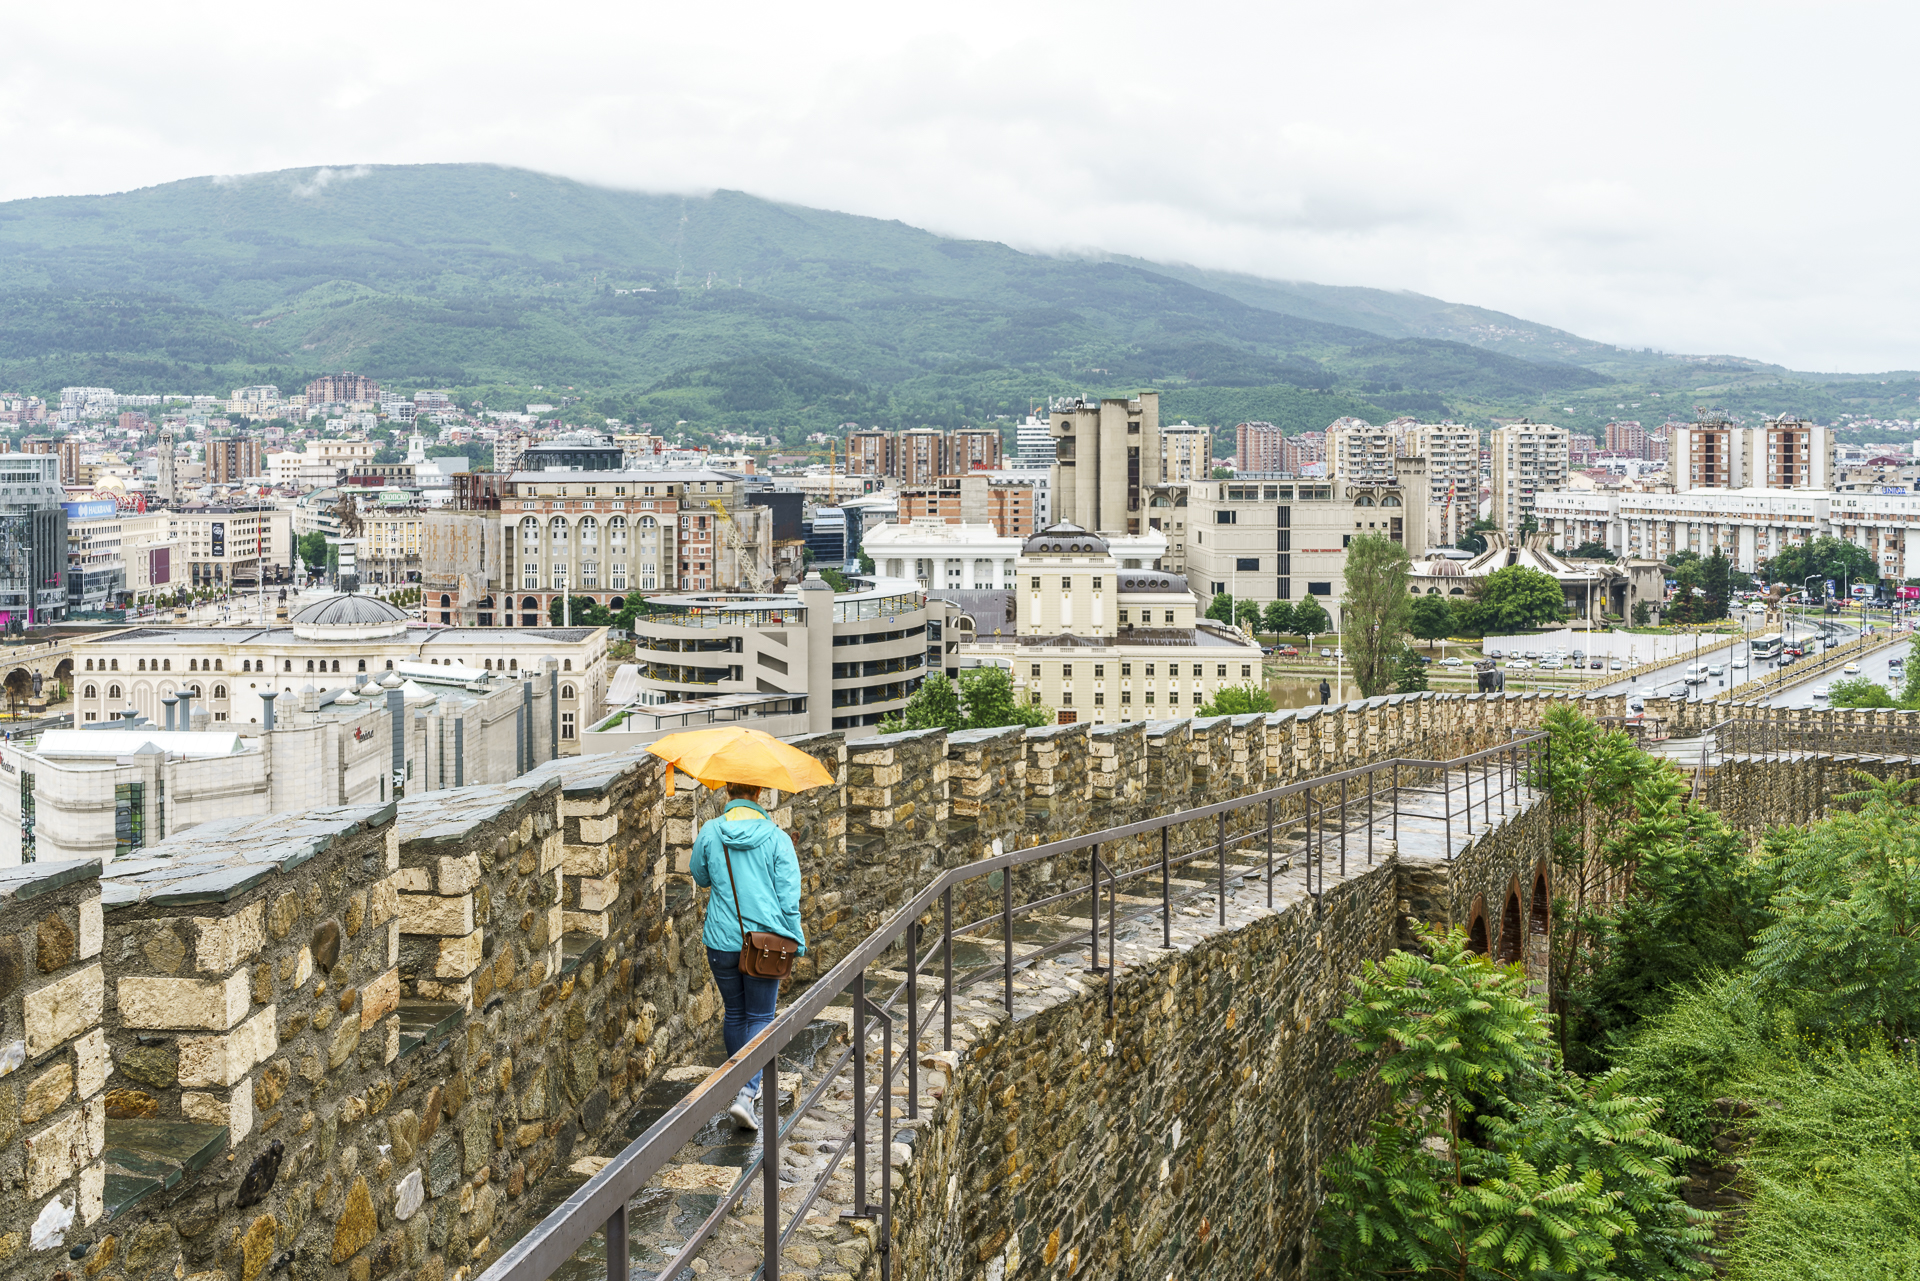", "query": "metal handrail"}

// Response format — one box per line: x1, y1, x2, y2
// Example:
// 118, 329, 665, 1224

480, 729, 1550, 1281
